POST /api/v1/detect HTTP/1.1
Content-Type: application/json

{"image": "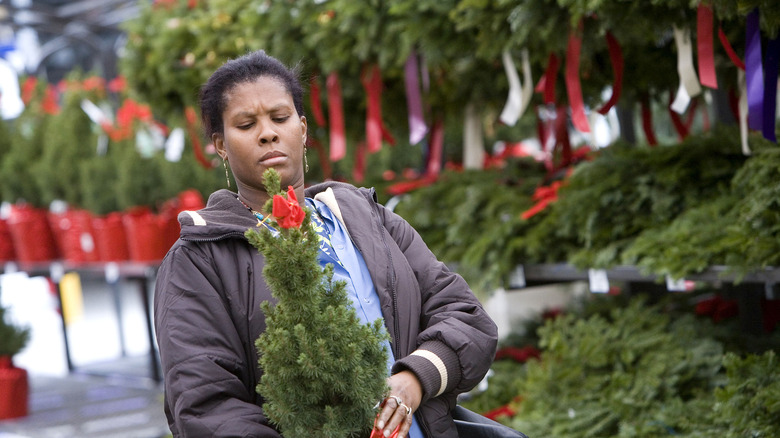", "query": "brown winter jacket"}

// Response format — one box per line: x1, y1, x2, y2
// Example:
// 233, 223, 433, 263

153, 182, 498, 437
